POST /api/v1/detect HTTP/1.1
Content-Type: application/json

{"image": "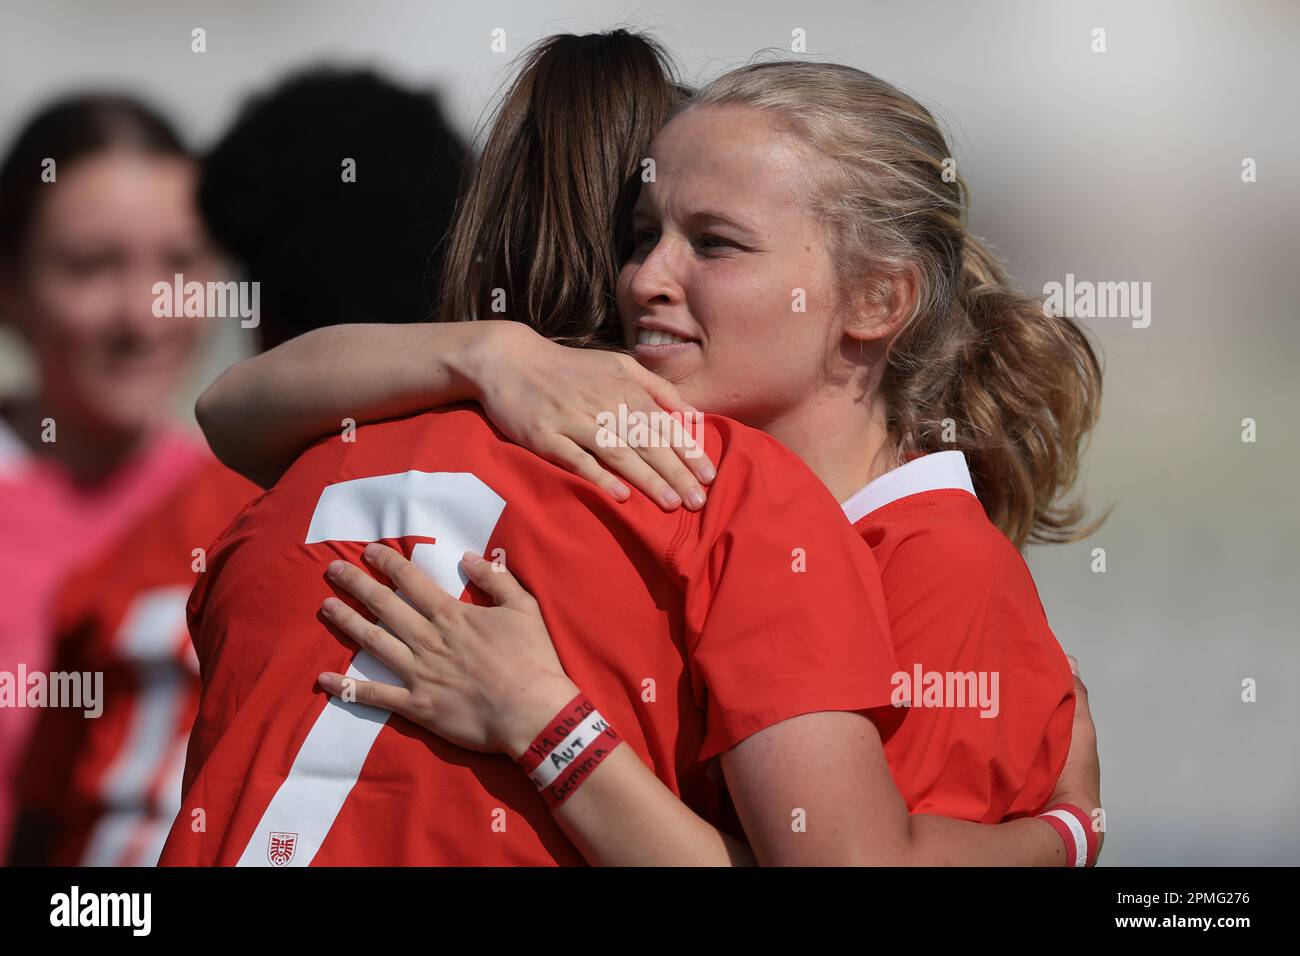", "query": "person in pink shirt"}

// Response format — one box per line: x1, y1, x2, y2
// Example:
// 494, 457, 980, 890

0, 94, 219, 856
